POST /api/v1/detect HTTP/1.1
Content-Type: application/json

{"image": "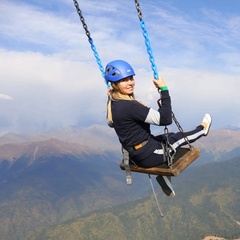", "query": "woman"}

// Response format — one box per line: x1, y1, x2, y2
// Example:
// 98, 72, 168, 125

106, 60, 212, 169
